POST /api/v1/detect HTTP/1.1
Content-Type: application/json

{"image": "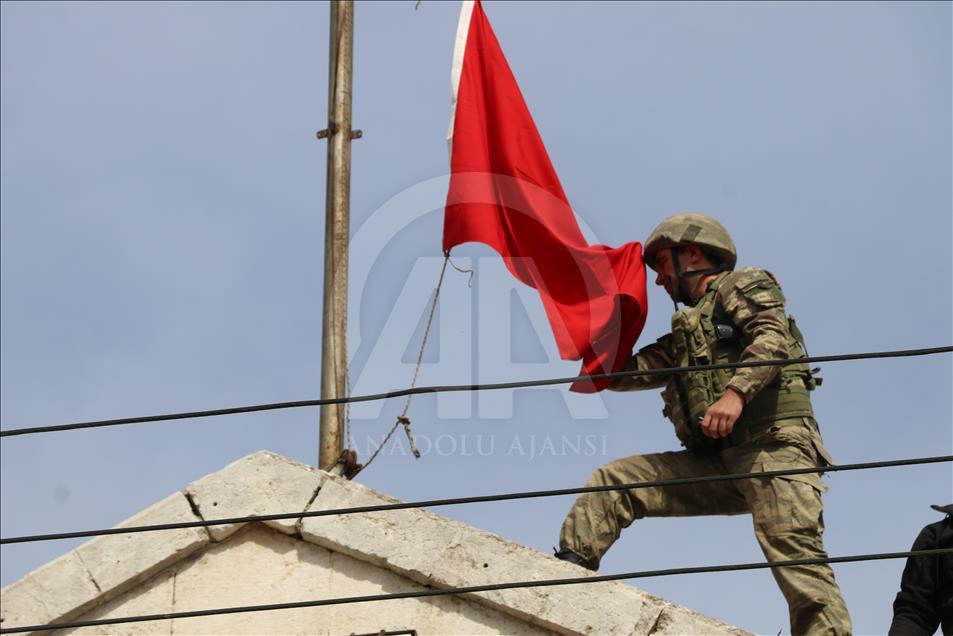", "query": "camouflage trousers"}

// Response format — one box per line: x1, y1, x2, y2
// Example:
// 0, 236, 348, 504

559, 418, 852, 635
